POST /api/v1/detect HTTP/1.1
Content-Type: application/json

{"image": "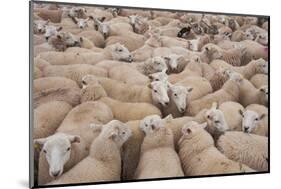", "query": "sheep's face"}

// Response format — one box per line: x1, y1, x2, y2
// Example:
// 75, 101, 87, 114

129, 15, 139, 27
169, 85, 193, 113
140, 114, 172, 135
44, 25, 62, 41
34, 133, 80, 178
33, 20, 49, 34
93, 120, 132, 147
259, 85, 268, 103
228, 72, 243, 84
149, 81, 170, 107
99, 23, 110, 38
205, 109, 228, 132
76, 18, 89, 29
140, 115, 163, 135
240, 110, 266, 133
150, 57, 168, 73
56, 32, 80, 47
256, 33, 268, 46
164, 54, 184, 71
255, 59, 268, 74
203, 44, 221, 58
148, 70, 168, 82
110, 43, 133, 62
181, 121, 207, 139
